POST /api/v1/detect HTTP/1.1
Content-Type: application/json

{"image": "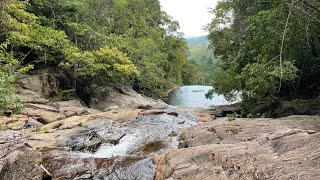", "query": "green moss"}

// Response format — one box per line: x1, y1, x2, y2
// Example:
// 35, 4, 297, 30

0, 123, 7, 131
